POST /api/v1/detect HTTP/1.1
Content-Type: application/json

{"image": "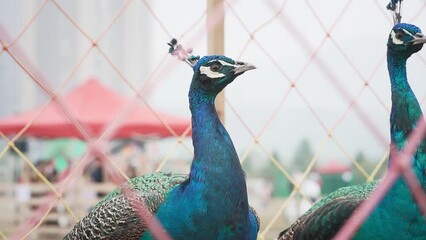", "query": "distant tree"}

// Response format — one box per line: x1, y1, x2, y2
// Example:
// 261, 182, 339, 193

242, 150, 292, 197
242, 153, 255, 177
291, 139, 314, 172
242, 150, 272, 177
256, 151, 291, 197
271, 152, 291, 197
352, 151, 387, 184
353, 152, 371, 183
